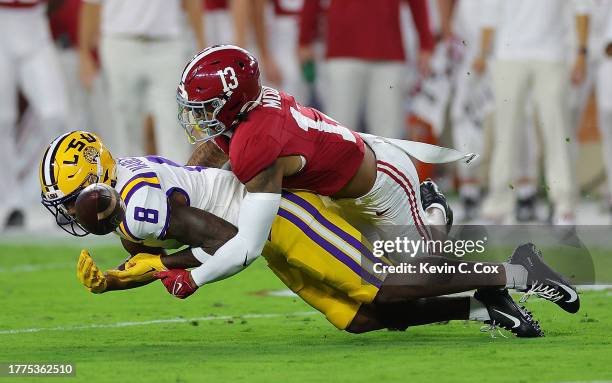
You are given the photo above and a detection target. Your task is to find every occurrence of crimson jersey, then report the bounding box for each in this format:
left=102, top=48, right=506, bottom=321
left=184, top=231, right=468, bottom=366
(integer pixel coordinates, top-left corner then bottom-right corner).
left=49, top=0, right=80, bottom=47
left=0, top=0, right=43, bottom=8
left=215, top=87, right=365, bottom=195
left=203, top=0, right=227, bottom=10
left=299, top=0, right=434, bottom=61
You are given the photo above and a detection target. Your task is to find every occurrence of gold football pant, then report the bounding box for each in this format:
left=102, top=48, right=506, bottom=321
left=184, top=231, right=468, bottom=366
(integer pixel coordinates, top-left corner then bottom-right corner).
left=263, top=191, right=390, bottom=330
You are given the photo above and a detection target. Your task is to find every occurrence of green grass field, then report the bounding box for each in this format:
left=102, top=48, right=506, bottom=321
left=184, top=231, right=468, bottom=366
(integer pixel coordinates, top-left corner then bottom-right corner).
left=1, top=242, right=611, bottom=383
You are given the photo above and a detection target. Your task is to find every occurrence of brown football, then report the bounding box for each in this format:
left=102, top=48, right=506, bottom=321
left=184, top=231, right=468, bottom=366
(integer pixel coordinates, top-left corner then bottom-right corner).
left=75, top=183, right=125, bottom=235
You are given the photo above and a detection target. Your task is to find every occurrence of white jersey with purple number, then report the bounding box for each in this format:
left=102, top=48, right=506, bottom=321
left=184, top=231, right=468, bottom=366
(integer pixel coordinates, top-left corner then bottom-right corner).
left=114, top=156, right=246, bottom=248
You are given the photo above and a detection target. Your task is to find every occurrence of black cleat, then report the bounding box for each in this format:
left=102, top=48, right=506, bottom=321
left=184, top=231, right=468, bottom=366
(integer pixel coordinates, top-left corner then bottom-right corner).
left=508, top=243, right=580, bottom=313
left=420, top=179, right=453, bottom=232
left=475, top=288, right=544, bottom=338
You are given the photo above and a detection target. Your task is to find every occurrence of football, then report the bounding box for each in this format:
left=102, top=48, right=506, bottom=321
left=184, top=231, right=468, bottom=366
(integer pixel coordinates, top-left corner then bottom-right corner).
left=75, top=183, right=125, bottom=235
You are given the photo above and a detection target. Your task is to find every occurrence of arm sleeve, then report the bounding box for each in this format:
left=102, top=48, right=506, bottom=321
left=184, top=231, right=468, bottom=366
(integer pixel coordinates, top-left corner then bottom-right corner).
left=408, top=0, right=435, bottom=52
left=190, top=192, right=281, bottom=286
left=120, top=186, right=170, bottom=241
left=191, top=247, right=212, bottom=264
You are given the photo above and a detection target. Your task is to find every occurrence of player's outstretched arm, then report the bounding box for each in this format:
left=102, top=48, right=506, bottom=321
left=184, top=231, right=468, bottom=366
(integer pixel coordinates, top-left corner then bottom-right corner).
left=120, top=238, right=165, bottom=259
left=157, top=160, right=292, bottom=298
left=101, top=250, right=217, bottom=294
left=102, top=198, right=239, bottom=292
left=187, top=162, right=284, bottom=284
left=76, top=249, right=161, bottom=293
left=165, top=202, right=238, bottom=253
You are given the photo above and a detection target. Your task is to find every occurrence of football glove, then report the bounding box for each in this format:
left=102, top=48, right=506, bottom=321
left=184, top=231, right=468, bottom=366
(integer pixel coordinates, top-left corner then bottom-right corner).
left=105, top=253, right=167, bottom=284
left=155, top=269, right=198, bottom=299
left=77, top=249, right=108, bottom=294
left=420, top=178, right=453, bottom=233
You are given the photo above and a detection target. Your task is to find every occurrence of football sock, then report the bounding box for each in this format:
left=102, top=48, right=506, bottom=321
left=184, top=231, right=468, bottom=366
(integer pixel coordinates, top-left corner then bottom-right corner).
left=502, top=263, right=528, bottom=289
left=468, top=297, right=491, bottom=321
left=382, top=257, right=507, bottom=299
left=376, top=297, right=471, bottom=329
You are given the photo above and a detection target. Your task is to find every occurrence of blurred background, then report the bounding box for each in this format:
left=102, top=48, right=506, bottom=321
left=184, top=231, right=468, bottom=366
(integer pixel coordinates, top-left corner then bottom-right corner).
left=1, top=0, right=611, bottom=235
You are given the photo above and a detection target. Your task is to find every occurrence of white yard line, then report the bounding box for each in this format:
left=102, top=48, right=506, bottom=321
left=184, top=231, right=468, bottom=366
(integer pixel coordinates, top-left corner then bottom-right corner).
left=0, top=263, right=74, bottom=273
left=576, top=285, right=612, bottom=291
left=0, top=233, right=118, bottom=246
left=0, top=311, right=318, bottom=335
left=554, top=381, right=612, bottom=383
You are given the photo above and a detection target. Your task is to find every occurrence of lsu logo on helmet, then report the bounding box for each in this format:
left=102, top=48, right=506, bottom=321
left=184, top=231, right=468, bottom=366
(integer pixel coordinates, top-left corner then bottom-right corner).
left=39, top=131, right=116, bottom=236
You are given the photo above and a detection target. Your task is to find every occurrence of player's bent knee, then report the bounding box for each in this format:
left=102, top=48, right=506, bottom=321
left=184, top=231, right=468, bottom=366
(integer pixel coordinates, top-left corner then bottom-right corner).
left=344, top=305, right=382, bottom=334
left=345, top=315, right=372, bottom=334
left=374, top=285, right=419, bottom=304
left=345, top=322, right=368, bottom=334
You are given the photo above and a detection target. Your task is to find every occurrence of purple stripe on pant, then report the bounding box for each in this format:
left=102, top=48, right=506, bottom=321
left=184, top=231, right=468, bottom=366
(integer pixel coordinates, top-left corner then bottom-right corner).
left=281, top=192, right=378, bottom=264
left=277, top=207, right=383, bottom=288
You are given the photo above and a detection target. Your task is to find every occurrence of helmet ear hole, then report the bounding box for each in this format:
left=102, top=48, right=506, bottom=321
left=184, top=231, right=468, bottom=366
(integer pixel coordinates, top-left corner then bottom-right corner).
left=238, top=61, right=245, bottom=69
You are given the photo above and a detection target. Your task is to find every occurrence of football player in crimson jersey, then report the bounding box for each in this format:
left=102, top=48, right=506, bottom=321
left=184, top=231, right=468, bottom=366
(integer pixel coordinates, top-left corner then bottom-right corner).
left=175, top=45, right=451, bottom=290
left=169, top=45, right=580, bottom=326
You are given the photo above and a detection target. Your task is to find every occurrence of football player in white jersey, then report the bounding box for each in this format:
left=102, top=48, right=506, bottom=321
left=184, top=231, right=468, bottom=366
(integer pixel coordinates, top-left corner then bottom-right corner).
left=39, top=131, right=583, bottom=337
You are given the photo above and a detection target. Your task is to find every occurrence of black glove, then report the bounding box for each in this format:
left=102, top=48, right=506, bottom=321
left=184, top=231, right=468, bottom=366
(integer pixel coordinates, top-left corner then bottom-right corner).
left=420, top=178, right=453, bottom=233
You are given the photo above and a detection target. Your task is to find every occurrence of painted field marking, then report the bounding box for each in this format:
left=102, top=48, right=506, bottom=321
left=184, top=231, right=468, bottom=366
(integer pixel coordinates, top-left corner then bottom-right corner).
left=0, top=262, right=74, bottom=273
left=0, top=311, right=319, bottom=335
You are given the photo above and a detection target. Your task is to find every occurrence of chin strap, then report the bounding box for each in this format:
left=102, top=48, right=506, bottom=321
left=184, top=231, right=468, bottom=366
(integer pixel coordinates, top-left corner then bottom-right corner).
left=232, top=89, right=263, bottom=127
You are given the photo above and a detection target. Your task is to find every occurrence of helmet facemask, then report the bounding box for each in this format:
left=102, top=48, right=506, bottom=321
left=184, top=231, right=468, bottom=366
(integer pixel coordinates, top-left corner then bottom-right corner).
left=40, top=173, right=98, bottom=237
left=177, top=95, right=227, bottom=144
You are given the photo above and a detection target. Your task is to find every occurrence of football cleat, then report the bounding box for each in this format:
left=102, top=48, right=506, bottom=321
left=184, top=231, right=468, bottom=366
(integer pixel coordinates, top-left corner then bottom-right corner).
left=475, top=288, right=544, bottom=338
left=420, top=179, right=453, bottom=232
left=508, top=243, right=579, bottom=314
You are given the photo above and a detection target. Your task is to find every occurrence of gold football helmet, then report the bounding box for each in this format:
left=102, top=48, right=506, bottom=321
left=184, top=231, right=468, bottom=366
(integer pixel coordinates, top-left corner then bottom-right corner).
left=39, top=131, right=117, bottom=236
